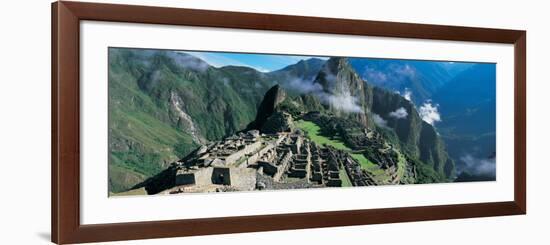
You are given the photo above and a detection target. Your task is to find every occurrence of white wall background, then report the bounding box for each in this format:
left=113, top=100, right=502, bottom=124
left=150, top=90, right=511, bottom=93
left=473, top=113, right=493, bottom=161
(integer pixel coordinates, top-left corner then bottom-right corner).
left=0, top=0, right=548, bottom=244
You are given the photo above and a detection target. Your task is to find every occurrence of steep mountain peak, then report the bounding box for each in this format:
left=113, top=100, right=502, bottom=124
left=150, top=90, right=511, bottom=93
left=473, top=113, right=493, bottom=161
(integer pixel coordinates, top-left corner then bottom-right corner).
left=323, top=57, right=352, bottom=73
left=311, top=57, right=368, bottom=124
left=320, top=57, right=360, bottom=85
left=248, top=85, right=287, bottom=130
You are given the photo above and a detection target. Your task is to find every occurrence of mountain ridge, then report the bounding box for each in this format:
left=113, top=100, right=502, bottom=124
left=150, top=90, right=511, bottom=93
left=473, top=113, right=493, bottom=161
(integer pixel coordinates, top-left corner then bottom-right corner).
left=109, top=50, right=458, bottom=193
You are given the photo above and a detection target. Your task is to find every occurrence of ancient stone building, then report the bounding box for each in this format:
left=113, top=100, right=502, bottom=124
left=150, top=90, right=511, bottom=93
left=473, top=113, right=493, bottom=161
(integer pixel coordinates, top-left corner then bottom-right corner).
left=150, top=127, right=382, bottom=195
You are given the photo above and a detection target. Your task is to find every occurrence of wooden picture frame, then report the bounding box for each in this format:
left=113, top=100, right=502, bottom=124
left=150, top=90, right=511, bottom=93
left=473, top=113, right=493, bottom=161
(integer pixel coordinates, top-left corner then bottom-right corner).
left=51, top=1, right=526, bottom=244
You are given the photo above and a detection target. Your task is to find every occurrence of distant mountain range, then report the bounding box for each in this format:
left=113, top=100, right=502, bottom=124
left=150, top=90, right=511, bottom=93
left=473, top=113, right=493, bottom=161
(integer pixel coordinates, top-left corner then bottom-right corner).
left=312, top=58, right=454, bottom=176
left=434, top=64, right=496, bottom=179
left=350, top=58, right=495, bottom=180
left=349, top=58, right=473, bottom=103
left=108, top=48, right=493, bottom=193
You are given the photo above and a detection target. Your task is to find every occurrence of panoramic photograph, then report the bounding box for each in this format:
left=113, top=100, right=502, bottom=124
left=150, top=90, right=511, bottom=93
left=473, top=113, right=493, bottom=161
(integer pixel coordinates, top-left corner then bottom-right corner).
left=108, top=47, right=496, bottom=196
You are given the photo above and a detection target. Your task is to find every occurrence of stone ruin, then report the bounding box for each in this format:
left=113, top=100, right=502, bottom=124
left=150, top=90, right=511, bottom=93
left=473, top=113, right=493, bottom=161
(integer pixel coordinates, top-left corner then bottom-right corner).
left=150, top=126, right=388, bottom=195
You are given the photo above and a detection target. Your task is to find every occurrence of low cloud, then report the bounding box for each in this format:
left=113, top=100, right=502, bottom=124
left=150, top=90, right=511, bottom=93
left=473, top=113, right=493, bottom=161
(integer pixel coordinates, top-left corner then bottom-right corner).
left=419, top=101, right=441, bottom=125
left=319, top=91, right=364, bottom=113
left=394, top=64, right=416, bottom=78
left=316, top=69, right=363, bottom=114
left=169, top=53, right=209, bottom=72
left=389, top=107, right=408, bottom=119
left=286, top=77, right=323, bottom=94
left=394, top=88, right=412, bottom=101
left=364, top=67, right=387, bottom=84
left=362, top=64, right=416, bottom=85
left=460, top=154, right=496, bottom=177
left=322, top=71, right=363, bottom=114
left=221, top=77, right=230, bottom=86
left=282, top=69, right=364, bottom=114
left=323, top=73, right=338, bottom=90
left=402, top=88, right=412, bottom=101
left=255, top=67, right=270, bottom=73
left=372, top=113, right=388, bottom=127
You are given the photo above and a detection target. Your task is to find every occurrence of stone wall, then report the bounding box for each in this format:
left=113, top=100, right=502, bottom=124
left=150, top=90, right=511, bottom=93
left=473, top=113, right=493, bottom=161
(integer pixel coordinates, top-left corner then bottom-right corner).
left=230, top=168, right=257, bottom=191
left=175, top=171, right=195, bottom=186
left=244, top=143, right=276, bottom=167
left=212, top=167, right=231, bottom=185
left=175, top=167, right=214, bottom=187
left=224, top=141, right=263, bottom=165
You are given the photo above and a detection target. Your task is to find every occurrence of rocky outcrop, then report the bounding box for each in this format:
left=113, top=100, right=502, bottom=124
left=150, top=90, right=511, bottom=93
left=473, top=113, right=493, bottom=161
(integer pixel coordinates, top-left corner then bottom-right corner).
left=260, top=111, right=294, bottom=134
left=248, top=84, right=287, bottom=130
left=311, top=58, right=369, bottom=125
left=309, top=57, right=454, bottom=178
left=370, top=86, right=454, bottom=178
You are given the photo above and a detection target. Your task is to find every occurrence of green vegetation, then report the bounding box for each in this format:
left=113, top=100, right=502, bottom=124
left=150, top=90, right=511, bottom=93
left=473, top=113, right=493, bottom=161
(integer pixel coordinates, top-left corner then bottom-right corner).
left=394, top=150, right=407, bottom=182
left=296, top=119, right=417, bottom=185
left=108, top=162, right=147, bottom=193
left=110, top=187, right=148, bottom=197
left=109, top=50, right=455, bottom=193
left=108, top=48, right=277, bottom=193
left=350, top=153, right=376, bottom=169
left=297, top=119, right=384, bottom=185
left=339, top=169, right=353, bottom=187
left=297, top=120, right=378, bottom=171
left=411, top=157, right=447, bottom=183
left=277, top=99, right=304, bottom=118
left=296, top=120, right=350, bottom=151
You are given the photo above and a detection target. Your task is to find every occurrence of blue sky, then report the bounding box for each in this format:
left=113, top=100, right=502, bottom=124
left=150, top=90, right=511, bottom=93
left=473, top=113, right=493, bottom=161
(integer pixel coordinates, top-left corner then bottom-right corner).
left=182, top=51, right=328, bottom=72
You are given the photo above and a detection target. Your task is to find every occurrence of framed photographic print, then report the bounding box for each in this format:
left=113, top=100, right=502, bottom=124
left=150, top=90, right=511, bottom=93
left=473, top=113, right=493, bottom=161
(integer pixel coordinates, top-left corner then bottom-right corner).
left=51, top=1, right=526, bottom=244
